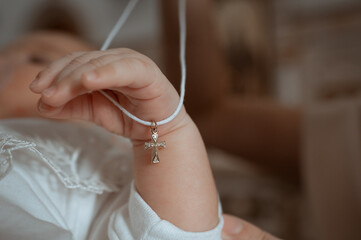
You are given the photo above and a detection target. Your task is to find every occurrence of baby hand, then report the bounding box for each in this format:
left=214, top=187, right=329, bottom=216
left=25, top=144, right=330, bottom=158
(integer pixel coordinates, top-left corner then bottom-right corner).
left=29, top=48, right=188, bottom=141
left=30, top=49, right=221, bottom=233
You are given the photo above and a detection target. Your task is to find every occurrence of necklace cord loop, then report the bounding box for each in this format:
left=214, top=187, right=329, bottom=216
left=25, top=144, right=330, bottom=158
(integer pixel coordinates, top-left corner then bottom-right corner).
left=150, top=120, right=158, bottom=134
left=100, top=0, right=187, bottom=127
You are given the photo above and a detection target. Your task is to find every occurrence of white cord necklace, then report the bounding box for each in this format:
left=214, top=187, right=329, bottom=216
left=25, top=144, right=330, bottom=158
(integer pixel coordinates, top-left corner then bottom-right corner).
left=99, top=0, right=187, bottom=127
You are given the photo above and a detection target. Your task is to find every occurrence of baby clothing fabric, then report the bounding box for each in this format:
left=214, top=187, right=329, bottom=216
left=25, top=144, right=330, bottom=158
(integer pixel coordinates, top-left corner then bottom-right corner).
left=0, top=118, right=223, bottom=240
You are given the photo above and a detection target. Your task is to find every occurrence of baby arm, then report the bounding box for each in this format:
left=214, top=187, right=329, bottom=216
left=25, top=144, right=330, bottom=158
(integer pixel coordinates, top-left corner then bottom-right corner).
left=29, top=49, right=219, bottom=232
left=132, top=114, right=219, bottom=231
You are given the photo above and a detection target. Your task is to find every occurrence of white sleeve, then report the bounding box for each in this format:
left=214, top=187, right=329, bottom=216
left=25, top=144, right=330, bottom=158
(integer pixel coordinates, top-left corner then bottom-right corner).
left=107, top=181, right=224, bottom=240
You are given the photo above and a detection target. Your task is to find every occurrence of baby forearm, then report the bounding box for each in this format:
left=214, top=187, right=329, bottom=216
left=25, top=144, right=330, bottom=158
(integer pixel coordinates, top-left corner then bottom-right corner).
left=132, top=114, right=219, bottom=232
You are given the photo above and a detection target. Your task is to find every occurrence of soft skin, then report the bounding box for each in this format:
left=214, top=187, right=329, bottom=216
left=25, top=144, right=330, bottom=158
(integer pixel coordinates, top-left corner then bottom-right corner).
left=29, top=48, right=219, bottom=231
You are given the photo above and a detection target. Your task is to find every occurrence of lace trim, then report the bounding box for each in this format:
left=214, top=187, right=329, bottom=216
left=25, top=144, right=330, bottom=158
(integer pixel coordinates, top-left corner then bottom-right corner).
left=0, top=126, right=130, bottom=194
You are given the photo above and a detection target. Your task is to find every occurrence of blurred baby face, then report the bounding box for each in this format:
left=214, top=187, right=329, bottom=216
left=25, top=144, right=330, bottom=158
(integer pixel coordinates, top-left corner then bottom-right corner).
left=0, top=31, right=92, bottom=118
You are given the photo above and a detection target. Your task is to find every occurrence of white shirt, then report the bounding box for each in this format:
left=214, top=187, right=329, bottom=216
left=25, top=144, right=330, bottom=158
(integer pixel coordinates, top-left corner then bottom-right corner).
left=0, top=118, right=223, bottom=240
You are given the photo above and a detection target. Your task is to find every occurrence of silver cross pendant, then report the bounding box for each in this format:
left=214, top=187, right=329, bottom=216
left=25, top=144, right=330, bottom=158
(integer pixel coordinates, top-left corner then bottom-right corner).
left=144, top=121, right=166, bottom=163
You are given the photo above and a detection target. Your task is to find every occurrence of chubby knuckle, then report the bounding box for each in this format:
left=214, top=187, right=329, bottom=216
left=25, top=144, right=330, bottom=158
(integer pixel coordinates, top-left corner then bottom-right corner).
left=150, top=79, right=164, bottom=97
left=146, top=61, right=161, bottom=82
left=68, top=52, right=90, bottom=66
left=69, top=57, right=84, bottom=67
left=123, top=57, right=147, bottom=71
left=132, top=56, right=157, bottom=74
left=88, top=57, right=105, bottom=68
left=120, top=48, right=137, bottom=55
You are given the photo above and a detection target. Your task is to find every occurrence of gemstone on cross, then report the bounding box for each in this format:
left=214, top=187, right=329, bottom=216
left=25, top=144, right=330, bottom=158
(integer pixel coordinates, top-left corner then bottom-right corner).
left=144, top=131, right=166, bottom=163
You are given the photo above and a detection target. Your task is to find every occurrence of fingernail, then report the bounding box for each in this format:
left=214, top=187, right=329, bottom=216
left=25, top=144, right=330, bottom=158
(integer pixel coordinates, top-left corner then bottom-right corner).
left=30, top=77, right=39, bottom=89
left=29, top=81, right=37, bottom=89
left=42, top=86, right=57, bottom=98
left=84, top=71, right=98, bottom=81
left=223, top=217, right=243, bottom=236
left=38, top=101, right=51, bottom=112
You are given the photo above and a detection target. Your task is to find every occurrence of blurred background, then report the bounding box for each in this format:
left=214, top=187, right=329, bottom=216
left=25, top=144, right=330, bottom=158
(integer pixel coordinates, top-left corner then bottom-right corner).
left=1, top=0, right=361, bottom=239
